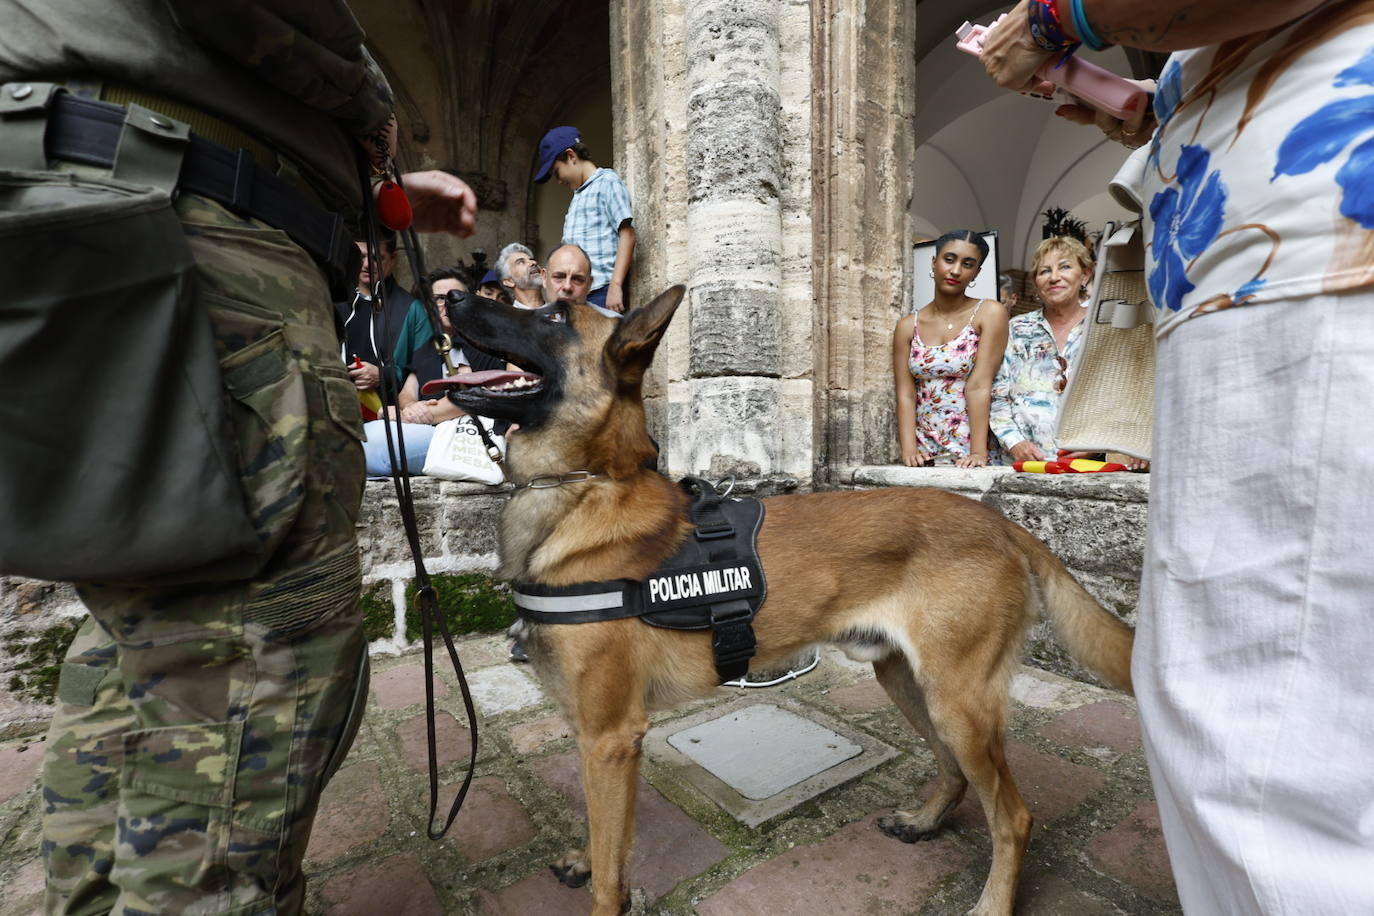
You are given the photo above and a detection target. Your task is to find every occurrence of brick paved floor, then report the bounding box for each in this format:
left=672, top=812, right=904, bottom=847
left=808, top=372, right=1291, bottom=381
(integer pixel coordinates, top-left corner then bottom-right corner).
left=0, top=638, right=1178, bottom=915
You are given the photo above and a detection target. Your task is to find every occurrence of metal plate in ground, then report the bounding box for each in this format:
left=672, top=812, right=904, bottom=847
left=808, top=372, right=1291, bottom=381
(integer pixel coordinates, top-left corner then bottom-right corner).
left=667, top=704, right=860, bottom=799
left=645, top=697, right=897, bottom=826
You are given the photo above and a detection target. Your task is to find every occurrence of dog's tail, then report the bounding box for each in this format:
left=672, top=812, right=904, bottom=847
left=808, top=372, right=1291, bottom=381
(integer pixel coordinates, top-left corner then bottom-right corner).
left=1013, top=525, right=1134, bottom=693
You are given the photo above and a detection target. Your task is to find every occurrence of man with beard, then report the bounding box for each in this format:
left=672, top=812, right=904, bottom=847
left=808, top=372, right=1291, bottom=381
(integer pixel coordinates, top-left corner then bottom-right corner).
left=496, top=242, right=545, bottom=309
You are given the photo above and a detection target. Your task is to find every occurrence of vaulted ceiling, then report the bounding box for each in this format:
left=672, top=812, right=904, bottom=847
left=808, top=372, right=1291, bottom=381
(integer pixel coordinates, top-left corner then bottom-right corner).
left=354, top=0, right=612, bottom=256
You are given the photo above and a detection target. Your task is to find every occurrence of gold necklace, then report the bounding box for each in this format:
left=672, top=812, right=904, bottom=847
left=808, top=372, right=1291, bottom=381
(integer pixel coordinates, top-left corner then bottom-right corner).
left=933, top=303, right=969, bottom=331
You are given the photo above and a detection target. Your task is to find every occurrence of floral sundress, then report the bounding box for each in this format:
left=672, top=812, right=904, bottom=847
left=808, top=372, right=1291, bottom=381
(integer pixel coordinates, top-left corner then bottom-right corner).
left=908, top=302, right=987, bottom=462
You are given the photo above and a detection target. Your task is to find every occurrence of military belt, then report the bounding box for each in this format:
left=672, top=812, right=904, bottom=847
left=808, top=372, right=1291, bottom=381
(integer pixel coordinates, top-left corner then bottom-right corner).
left=28, top=91, right=355, bottom=298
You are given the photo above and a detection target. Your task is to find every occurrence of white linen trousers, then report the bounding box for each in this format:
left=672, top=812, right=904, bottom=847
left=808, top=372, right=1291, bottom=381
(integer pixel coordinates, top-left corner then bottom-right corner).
left=1134, top=288, right=1374, bottom=914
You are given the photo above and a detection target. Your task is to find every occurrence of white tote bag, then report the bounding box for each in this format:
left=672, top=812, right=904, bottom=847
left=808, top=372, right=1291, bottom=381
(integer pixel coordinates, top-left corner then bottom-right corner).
left=421, top=415, right=506, bottom=484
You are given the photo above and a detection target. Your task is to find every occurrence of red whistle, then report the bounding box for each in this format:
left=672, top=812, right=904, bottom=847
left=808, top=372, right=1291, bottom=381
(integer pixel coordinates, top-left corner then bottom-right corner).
left=377, top=180, right=413, bottom=232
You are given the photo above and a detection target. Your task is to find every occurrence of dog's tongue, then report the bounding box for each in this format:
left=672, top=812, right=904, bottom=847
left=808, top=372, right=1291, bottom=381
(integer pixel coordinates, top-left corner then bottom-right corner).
left=447, top=370, right=538, bottom=386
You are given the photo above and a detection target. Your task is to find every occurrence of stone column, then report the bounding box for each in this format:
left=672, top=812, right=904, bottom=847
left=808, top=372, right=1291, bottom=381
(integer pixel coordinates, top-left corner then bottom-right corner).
left=811, top=0, right=916, bottom=476
left=610, top=0, right=690, bottom=459
left=612, top=0, right=911, bottom=487
left=675, top=0, right=790, bottom=480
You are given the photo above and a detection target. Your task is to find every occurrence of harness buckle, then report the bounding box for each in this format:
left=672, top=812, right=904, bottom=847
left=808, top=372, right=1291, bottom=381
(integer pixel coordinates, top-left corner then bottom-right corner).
left=695, top=524, right=735, bottom=540
left=710, top=600, right=757, bottom=682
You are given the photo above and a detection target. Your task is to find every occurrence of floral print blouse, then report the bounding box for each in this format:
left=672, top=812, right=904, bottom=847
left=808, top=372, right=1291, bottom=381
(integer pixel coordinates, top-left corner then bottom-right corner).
left=989, top=309, right=1086, bottom=458
left=908, top=303, right=989, bottom=461
left=1140, top=3, right=1374, bottom=338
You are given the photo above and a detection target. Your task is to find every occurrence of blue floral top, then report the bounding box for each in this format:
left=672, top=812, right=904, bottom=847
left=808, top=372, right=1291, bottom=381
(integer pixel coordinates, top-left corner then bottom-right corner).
left=1140, top=4, right=1374, bottom=338
left=989, top=309, right=1086, bottom=458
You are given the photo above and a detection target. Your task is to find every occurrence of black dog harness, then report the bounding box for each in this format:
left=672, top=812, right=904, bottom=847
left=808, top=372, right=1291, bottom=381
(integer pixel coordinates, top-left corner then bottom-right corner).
left=512, top=478, right=766, bottom=682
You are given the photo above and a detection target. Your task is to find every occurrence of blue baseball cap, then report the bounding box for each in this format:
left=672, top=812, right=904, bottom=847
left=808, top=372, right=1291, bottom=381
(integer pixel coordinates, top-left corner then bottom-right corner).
left=533, top=125, right=581, bottom=184
left=479, top=269, right=500, bottom=286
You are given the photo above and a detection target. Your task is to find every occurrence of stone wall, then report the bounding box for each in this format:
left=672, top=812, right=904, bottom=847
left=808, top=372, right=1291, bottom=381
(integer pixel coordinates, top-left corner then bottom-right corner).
left=1, top=470, right=1145, bottom=739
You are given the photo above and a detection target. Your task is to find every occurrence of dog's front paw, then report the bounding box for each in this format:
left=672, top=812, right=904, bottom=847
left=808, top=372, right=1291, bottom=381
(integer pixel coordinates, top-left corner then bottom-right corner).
left=877, top=812, right=942, bottom=844
left=550, top=848, right=592, bottom=888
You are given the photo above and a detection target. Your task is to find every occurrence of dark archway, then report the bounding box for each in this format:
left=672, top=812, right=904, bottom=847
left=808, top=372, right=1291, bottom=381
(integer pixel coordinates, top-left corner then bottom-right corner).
left=354, top=0, right=613, bottom=267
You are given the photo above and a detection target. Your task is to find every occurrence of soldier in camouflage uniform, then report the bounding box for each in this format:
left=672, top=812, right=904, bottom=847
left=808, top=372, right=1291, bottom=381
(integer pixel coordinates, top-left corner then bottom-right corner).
left=0, top=2, right=476, bottom=913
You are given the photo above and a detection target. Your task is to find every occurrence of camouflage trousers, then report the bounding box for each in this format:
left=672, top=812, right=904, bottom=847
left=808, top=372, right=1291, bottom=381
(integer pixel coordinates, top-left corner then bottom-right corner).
left=42, top=193, right=370, bottom=915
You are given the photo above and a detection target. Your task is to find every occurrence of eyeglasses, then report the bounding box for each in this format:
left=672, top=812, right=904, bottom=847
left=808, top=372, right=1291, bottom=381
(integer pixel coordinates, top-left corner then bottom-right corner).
left=1053, top=354, right=1068, bottom=394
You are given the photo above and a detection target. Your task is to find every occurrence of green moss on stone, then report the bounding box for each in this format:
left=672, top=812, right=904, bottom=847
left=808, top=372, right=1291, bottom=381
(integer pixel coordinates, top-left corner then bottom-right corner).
left=403, top=573, right=515, bottom=642
left=360, top=581, right=396, bottom=642
left=7, top=618, right=82, bottom=703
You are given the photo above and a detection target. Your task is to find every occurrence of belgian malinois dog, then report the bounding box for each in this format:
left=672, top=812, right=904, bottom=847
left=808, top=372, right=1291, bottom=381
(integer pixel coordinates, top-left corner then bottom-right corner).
left=437, top=286, right=1134, bottom=916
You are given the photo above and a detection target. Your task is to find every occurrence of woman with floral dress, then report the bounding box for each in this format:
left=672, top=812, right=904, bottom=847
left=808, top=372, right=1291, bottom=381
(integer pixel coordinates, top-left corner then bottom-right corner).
left=892, top=230, right=1009, bottom=467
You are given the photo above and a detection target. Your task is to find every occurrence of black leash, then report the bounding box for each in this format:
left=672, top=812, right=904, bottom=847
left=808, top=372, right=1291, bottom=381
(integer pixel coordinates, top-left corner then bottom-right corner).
left=358, top=152, right=480, bottom=840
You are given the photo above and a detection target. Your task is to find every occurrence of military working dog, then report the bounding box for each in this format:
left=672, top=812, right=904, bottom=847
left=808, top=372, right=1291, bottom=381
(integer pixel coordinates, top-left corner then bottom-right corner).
left=433, top=286, right=1134, bottom=916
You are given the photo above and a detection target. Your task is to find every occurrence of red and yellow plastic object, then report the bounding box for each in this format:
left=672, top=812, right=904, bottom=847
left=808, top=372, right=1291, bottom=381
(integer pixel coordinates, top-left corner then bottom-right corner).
left=353, top=356, right=383, bottom=421
left=1058, top=458, right=1127, bottom=473
left=1012, top=458, right=1127, bottom=473
left=1012, top=460, right=1065, bottom=474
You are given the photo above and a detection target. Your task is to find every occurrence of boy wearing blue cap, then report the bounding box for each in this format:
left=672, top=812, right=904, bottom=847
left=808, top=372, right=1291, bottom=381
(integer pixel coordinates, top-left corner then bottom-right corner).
left=534, top=126, right=635, bottom=313
left=477, top=268, right=511, bottom=304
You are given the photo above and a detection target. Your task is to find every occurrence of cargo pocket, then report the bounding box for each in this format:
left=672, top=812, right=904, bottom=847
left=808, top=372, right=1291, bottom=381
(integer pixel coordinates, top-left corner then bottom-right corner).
left=318, top=367, right=367, bottom=528
left=221, top=330, right=309, bottom=558
left=113, top=721, right=242, bottom=889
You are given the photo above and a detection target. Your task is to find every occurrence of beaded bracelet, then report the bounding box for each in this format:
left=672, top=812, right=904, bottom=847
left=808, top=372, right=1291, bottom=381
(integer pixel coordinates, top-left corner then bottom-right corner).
left=1068, top=0, right=1114, bottom=52
left=1027, top=0, right=1076, bottom=53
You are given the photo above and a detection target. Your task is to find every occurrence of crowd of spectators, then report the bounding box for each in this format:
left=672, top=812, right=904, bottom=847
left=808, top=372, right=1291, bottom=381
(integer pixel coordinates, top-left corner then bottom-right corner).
left=340, top=123, right=638, bottom=479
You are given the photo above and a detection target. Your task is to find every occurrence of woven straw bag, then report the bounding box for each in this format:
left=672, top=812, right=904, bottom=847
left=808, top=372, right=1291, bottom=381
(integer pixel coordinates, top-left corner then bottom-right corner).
left=1056, top=218, right=1155, bottom=459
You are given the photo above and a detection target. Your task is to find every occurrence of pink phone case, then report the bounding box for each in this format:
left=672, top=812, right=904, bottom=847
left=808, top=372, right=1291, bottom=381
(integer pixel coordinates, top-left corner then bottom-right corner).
left=956, top=18, right=1148, bottom=121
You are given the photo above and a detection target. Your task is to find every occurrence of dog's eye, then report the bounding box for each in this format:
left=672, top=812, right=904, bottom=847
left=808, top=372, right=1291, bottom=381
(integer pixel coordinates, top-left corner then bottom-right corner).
left=548, top=309, right=567, bottom=324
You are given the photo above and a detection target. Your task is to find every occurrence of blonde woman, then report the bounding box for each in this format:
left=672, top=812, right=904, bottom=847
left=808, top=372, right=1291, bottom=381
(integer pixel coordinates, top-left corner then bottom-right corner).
left=989, top=236, right=1093, bottom=463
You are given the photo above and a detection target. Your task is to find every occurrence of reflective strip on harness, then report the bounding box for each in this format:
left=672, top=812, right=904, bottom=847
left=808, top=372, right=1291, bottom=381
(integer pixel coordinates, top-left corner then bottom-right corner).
left=514, top=589, right=625, bottom=614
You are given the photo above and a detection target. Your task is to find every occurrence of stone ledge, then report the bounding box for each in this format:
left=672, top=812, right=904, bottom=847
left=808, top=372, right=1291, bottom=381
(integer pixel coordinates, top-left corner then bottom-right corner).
left=842, top=464, right=1149, bottom=502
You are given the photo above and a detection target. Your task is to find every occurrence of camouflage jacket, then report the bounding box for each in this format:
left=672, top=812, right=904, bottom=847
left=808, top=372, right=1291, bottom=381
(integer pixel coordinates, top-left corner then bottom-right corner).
left=0, top=0, right=394, bottom=205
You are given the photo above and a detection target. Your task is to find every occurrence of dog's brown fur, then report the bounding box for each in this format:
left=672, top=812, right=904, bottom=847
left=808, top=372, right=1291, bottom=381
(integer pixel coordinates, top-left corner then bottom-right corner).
left=448, top=286, right=1135, bottom=915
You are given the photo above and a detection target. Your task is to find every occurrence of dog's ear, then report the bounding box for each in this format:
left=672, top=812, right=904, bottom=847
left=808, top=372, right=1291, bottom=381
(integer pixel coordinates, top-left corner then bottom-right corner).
left=606, top=285, right=685, bottom=380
